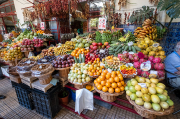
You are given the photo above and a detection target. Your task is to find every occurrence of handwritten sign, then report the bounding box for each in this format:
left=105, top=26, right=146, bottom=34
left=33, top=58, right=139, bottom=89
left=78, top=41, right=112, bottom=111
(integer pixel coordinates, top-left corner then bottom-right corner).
left=98, top=18, right=106, bottom=29
left=41, top=22, right=45, bottom=30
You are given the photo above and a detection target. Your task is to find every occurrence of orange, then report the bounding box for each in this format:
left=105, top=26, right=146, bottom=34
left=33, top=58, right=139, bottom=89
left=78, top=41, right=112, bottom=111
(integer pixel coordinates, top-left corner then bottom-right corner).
left=111, top=71, right=116, bottom=76
left=88, top=72, right=93, bottom=76
left=116, top=71, right=120, bottom=75
left=95, top=82, right=100, bottom=87
left=97, top=78, right=101, bottom=83
left=121, top=81, right=125, bottom=86
left=97, top=72, right=100, bottom=76
left=97, top=85, right=102, bottom=90
left=109, top=78, right=114, bottom=83
left=114, top=77, right=120, bottom=82
left=108, top=88, right=114, bottom=93
left=118, top=74, right=123, bottom=81
left=106, top=82, right=111, bottom=88
left=120, top=87, right=125, bottom=91
left=100, top=65, right=105, bottom=69
left=115, top=88, right=121, bottom=93
left=103, top=70, right=108, bottom=74
left=94, top=73, right=97, bottom=76
left=106, top=79, right=110, bottom=83
left=94, top=80, right=97, bottom=84
left=111, top=74, right=116, bottom=78
left=106, top=73, right=111, bottom=79
left=100, top=75, right=106, bottom=81
left=101, top=72, right=106, bottom=77
left=102, top=86, right=108, bottom=92
left=92, top=69, right=95, bottom=73
left=111, top=83, right=117, bottom=88
left=101, top=81, right=106, bottom=86
left=117, top=82, right=122, bottom=87
left=99, top=70, right=102, bottom=73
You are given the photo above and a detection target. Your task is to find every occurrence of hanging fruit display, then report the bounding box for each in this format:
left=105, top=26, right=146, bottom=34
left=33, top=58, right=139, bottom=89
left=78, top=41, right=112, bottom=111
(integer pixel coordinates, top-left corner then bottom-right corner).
left=134, top=19, right=157, bottom=40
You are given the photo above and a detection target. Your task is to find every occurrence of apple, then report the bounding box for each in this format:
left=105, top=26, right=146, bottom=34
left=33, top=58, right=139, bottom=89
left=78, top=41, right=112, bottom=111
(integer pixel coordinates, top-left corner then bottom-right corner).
left=104, top=42, right=109, bottom=46
left=106, top=45, right=110, bottom=49
left=92, top=42, right=98, bottom=46
left=90, top=45, right=94, bottom=49
left=98, top=42, right=102, bottom=46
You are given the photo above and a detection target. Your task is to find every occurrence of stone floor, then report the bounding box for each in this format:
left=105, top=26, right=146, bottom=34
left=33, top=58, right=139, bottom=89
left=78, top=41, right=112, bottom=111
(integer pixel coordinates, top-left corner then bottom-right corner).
left=1, top=78, right=180, bottom=119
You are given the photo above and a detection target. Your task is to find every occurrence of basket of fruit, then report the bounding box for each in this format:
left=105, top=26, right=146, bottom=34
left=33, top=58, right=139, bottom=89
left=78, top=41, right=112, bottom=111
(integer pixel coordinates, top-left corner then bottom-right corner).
left=68, top=63, right=93, bottom=89
left=17, top=58, right=37, bottom=76
left=120, top=64, right=137, bottom=78
left=52, top=54, right=74, bottom=78
left=88, top=58, right=105, bottom=78
left=86, top=83, right=96, bottom=93
left=93, top=70, right=126, bottom=102
left=125, top=76, right=174, bottom=118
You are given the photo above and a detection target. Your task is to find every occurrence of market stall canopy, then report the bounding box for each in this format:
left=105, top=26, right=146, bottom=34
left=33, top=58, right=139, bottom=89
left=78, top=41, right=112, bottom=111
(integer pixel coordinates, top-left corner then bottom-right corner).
left=0, top=0, right=8, bottom=5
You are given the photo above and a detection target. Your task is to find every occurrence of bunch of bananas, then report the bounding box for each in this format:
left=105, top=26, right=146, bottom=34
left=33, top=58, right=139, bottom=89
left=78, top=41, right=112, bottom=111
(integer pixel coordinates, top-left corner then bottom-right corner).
left=54, top=43, right=74, bottom=56
left=65, top=41, right=75, bottom=47
left=134, top=19, right=157, bottom=40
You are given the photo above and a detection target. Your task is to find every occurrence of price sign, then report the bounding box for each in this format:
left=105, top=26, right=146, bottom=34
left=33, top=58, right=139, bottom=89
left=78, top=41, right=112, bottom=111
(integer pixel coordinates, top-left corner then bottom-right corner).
left=98, top=18, right=106, bottom=29
left=41, top=22, right=45, bottom=30
left=138, top=83, right=147, bottom=88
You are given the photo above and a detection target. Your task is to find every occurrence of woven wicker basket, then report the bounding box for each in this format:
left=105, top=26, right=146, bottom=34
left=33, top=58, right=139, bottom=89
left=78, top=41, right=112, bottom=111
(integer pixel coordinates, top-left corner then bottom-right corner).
left=68, top=78, right=93, bottom=89
left=94, top=84, right=124, bottom=102
left=32, top=69, right=54, bottom=85
left=55, top=67, right=71, bottom=78
left=31, top=64, right=53, bottom=75
left=126, top=95, right=174, bottom=119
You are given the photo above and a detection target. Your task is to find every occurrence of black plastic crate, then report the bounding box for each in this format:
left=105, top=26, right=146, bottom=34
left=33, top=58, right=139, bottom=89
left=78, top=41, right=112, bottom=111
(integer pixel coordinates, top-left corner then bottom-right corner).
left=11, top=81, right=34, bottom=110
left=31, top=83, right=61, bottom=119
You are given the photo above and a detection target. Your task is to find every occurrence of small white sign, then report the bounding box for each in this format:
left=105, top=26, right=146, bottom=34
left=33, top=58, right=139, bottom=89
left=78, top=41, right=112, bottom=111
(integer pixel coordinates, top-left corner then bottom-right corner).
left=150, top=70, right=158, bottom=75
left=107, top=68, right=112, bottom=73
left=99, top=49, right=105, bottom=53
left=98, top=18, right=106, bottom=29
left=41, top=22, right=45, bottom=30
left=138, top=83, right=147, bottom=88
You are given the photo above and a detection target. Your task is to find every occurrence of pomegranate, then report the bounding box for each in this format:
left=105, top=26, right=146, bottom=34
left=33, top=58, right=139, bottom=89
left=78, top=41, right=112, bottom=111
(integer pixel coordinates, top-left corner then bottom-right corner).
left=129, top=54, right=134, bottom=61
left=134, top=56, right=139, bottom=62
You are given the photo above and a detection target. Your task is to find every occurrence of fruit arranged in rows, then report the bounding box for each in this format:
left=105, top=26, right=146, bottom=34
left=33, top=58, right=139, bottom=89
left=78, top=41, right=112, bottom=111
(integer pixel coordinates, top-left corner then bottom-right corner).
left=71, top=48, right=89, bottom=58
left=52, top=54, right=74, bottom=68
left=68, top=63, right=91, bottom=83
left=134, top=19, right=157, bottom=40
left=120, top=65, right=136, bottom=75
left=20, top=39, right=34, bottom=51
left=125, top=76, right=174, bottom=111
left=94, top=70, right=126, bottom=93
left=33, top=39, right=44, bottom=47
left=88, top=58, right=105, bottom=77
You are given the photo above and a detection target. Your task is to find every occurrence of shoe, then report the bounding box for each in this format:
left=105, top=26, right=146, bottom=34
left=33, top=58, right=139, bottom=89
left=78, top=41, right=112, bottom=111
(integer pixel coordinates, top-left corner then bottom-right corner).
left=0, top=95, right=6, bottom=99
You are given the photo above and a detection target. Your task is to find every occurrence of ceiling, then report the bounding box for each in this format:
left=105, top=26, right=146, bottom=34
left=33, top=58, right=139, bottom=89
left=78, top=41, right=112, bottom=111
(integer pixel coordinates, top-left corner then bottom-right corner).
left=0, top=0, right=8, bottom=5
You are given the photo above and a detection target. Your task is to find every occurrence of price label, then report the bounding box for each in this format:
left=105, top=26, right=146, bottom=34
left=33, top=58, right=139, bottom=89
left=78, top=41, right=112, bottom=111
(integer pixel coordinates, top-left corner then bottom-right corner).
left=39, top=65, right=42, bottom=69
left=138, top=83, right=147, bottom=88
left=100, top=62, right=105, bottom=66
left=150, top=70, right=158, bottom=75
left=26, top=60, right=31, bottom=64
left=100, top=49, right=105, bottom=53
left=107, top=68, right=112, bottom=73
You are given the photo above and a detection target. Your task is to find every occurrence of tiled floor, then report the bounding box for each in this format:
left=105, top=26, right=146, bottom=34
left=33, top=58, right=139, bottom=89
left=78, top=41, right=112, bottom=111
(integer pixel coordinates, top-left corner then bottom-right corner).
left=1, top=78, right=180, bottom=119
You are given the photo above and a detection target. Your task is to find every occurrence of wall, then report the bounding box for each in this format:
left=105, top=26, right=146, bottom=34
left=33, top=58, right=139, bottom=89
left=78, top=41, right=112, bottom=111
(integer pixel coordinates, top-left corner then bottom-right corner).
left=13, top=0, right=34, bottom=28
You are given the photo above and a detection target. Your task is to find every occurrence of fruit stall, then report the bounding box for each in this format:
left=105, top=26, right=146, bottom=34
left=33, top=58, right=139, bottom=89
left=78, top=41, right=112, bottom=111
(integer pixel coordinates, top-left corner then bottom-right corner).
left=0, top=0, right=178, bottom=119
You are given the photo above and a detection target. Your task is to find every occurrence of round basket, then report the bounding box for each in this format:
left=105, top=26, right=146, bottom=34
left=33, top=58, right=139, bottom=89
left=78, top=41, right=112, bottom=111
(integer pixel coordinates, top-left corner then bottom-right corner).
left=32, top=69, right=54, bottom=85
left=126, top=95, right=174, bottom=118
left=55, top=67, right=71, bottom=78
left=94, top=84, right=124, bottom=102
left=68, top=78, right=93, bottom=89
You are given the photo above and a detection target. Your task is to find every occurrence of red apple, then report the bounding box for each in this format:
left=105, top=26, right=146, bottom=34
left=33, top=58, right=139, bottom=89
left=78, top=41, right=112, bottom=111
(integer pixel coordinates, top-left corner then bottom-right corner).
left=106, top=45, right=110, bottom=49
left=92, top=42, right=98, bottom=46
left=98, top=42, right=102, bottom=46
left=93, top=46, right=98, bottom=50
left=90, top=45, right=94, bottom=49
left=104, top=42, right=109, bottom=46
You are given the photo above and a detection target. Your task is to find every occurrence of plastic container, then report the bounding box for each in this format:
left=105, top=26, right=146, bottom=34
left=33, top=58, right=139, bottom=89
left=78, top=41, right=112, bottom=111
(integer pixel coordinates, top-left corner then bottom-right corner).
left=11, top=81, right=34, bottom=110
left=70, top=89, right=76, bottom=102
left=31, top=83, right=61, bottom=118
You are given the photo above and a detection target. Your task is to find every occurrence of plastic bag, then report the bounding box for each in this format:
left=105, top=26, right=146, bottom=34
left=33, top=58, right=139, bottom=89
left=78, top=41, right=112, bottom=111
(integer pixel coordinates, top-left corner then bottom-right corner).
left=75, top=88, right=94, bottom=114
left=28, top=52, right=34, bottom=58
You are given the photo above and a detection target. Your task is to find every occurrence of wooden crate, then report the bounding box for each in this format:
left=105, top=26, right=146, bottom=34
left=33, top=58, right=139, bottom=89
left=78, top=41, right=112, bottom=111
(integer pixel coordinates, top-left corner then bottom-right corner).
left=19, top=75, right=37, bottom=82
left=31, top=80, right=53, bottom=93
left=9, top=74, right=21, bottom=83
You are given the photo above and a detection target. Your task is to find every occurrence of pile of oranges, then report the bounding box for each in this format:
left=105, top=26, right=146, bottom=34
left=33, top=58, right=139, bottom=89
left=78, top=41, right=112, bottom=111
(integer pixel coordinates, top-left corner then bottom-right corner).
left=88, top=58, right=105, bottom=76
left=94, top=70, right=126, bottom=93
left=71, top=48, right=89, bottom=58
left=36, top=30, right=44, bottom=34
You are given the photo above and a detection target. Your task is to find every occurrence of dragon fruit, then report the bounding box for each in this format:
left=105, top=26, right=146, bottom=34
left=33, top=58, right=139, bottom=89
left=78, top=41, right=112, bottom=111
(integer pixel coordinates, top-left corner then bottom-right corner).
left=154, top=63, right=165, bottom=70
left=153, top=57, right=161, bottom=63
left=151, top=62, right=154, bottom=69
left=118, top=54, right=123, bottom=59
left=148, top=56, right=154, bottom=62
left=122, top=53, right=128, bottom=58
left=144, top=55, right=148, bottom=59
left=129, top=54, right=134, bottom=61
left=137, top=69, right=142, bottom=75
left=141, top=71, right=150, bottom=78
left=133, top=62, right=140, bottom=69
left=134, top=53, right=138, bottom=57
left=134, top=56, right=139, bottom=62
left=157, top=70, right=165, bottom=78
left=140, top=59, right=146, bottom=64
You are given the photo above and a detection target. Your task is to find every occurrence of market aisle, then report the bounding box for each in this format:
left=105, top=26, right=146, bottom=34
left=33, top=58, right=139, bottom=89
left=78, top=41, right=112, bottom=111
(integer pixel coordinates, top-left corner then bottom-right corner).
left=1, top=78, right=180, bottom=119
